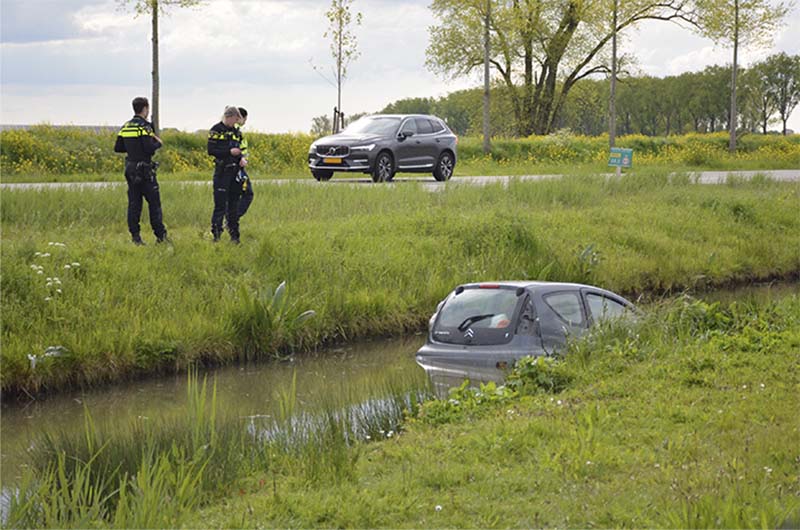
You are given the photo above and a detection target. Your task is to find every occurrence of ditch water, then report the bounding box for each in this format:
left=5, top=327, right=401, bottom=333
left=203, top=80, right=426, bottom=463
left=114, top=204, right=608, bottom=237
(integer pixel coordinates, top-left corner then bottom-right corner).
left=1, top=281, right=797, bottom=488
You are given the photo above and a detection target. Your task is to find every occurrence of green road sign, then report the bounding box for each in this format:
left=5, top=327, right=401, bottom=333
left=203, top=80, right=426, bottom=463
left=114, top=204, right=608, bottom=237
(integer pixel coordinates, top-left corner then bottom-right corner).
left=609, top=147, right=633, bottom=168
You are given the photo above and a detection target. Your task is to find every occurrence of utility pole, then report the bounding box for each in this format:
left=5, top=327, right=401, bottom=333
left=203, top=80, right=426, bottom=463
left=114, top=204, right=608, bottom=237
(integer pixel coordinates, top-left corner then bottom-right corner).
left=482, top=0, right=491, bottom=154
left=151, top=0, right=160, bottom=133
left=609, top=0, right=617, bottom=148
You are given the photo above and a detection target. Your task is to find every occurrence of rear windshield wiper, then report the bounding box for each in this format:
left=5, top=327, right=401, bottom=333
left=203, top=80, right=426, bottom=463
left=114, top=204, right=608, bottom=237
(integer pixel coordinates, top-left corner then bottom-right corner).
left=457, top=313, right=495, bottom=331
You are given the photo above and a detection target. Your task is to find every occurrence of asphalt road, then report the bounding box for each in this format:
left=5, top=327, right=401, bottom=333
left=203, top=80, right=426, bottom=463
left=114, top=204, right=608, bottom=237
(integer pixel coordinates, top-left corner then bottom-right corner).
left=2, top=169, right=799, bottom=191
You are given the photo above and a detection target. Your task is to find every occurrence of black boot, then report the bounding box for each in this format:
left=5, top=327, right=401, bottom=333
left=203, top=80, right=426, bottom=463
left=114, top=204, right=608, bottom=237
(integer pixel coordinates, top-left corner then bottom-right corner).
left=156, top=233, right=171, bottom=244
left=132, top=234, right=145, bottom=246
left=211, top=229, right=222, bottom=242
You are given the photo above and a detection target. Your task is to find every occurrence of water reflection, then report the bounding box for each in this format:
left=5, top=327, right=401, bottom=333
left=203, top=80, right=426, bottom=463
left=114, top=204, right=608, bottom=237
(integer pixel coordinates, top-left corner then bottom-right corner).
left=0, top=335, right=426, bottom=486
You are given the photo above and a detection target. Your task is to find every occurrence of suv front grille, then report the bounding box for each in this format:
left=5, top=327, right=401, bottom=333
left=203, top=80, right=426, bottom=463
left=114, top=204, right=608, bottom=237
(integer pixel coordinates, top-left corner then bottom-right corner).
left=316, top=145, right=350, bottom=157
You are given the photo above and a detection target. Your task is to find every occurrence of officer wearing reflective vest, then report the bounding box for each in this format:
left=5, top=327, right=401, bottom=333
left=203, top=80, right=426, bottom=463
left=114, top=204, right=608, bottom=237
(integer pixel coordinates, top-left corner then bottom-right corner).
left=207, top=106, right=246, bottom=243
left=113, top=96, right=167, bottom=245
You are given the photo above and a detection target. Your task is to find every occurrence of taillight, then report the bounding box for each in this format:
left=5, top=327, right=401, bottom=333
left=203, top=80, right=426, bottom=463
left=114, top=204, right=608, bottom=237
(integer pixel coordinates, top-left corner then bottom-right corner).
left=479, top=283, right=500, bottom=289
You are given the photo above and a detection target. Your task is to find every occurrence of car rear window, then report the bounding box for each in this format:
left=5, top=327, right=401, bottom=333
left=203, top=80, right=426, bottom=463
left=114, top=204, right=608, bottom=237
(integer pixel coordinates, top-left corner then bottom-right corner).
left=429, top=119, right=444, bottom=133
left=432, top=287, right=521, bottom=345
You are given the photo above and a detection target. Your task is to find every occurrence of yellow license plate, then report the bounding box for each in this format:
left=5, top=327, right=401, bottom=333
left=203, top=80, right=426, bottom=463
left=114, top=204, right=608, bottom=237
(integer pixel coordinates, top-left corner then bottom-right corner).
left=323, top=157, right=341, bottom=164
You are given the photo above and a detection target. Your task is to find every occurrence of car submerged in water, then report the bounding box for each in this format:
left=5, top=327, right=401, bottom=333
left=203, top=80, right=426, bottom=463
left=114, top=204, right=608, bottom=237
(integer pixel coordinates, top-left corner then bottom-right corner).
left=307, top=114, right=458, bottom=183
left=415, top=281, right=637, bottom=387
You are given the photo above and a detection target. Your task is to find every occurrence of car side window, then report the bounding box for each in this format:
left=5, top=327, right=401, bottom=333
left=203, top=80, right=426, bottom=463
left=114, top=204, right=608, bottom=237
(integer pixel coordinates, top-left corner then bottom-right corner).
left=400, top=119, right=417, bottom=135
left=586, top=294, right=627, bottom=322
left=429, top=119, right=444, bottom=133
left=543, top=292, right=584, bottom=327
left=415, top=118, right=433, bottom=134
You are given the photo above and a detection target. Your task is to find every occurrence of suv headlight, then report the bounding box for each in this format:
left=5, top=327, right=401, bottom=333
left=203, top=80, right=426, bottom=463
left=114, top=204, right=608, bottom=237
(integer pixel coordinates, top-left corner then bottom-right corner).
left=309, top=143, right=317, bottom=154
left=351, top=144, right=376, bottom=152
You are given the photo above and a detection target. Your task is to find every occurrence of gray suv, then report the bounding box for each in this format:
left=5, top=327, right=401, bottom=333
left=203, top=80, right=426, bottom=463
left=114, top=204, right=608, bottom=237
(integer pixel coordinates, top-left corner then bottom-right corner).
left=308, top=114, right=457, bottom=182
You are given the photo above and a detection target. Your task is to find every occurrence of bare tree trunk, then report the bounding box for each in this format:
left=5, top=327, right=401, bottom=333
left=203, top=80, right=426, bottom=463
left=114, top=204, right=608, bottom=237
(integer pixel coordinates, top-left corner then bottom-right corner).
left=151, top=0, right=159, bottom=133
left=336, top=16, right=343, bottom=133
left=729, top=0, right=739, bottom=153
left=609, top=0, right=617, bottom=148
left=482, top=0, right=491, bottom=154
left=783, top=118, right=788, bottom=135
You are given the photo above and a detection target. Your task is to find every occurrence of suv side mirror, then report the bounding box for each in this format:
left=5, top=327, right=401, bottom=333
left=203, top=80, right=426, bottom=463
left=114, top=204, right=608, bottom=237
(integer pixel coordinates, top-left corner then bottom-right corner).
left=399, top=130, right=414, bottom=139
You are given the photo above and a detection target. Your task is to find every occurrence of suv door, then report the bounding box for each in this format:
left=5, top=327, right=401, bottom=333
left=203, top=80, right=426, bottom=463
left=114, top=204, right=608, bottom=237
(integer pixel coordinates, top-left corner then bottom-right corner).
left=395, top=118, right=419, bottom=168
left=412, top=118, right=439, bottom=167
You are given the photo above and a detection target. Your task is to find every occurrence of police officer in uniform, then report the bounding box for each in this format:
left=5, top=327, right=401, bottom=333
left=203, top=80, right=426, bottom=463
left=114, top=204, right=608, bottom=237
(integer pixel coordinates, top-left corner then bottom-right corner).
left=207, top=106, right=246, bottom=243
left=235, top=107, right=254, bottom=218
left=114, top=96, right=167, bottom=245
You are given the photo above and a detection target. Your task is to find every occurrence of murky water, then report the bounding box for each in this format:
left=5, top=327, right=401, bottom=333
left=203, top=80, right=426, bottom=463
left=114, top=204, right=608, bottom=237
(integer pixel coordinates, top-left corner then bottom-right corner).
left=0, top=335, right=426, bottom=486
left=1, top=282, right=797, bottom=488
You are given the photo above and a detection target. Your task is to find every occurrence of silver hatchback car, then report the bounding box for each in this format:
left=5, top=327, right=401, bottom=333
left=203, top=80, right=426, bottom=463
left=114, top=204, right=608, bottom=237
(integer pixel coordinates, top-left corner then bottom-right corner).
left=416, top=281, right=636, bottom=387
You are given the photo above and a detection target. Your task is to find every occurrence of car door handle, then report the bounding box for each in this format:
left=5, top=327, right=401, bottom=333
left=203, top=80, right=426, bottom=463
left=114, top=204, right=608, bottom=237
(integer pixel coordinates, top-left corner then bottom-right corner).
left=415, top=140, right=422, bottom=144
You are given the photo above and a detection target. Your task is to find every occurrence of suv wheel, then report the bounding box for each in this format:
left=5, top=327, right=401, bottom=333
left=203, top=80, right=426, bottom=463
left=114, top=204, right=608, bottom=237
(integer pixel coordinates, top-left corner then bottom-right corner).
left=371, top=152, right=395, bottom=183
left=312, top=169, right=333, bottom=181
left=433, top=152, right=454, bottom=181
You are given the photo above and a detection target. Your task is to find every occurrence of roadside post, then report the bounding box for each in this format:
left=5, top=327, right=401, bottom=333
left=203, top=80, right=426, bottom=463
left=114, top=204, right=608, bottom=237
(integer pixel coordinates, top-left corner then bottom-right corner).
left=609, top=147, right=633, bottom=176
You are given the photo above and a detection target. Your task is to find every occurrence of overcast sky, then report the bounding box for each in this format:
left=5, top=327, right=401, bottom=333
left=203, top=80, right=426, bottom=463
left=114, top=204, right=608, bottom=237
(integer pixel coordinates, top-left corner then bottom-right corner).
left=1, top=0, right=799, bottom=133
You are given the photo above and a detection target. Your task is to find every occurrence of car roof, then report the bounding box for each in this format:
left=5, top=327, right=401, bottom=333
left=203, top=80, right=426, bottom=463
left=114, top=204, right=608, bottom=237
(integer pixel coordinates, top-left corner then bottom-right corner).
left=365, top=114, right=443, bottom=120
left=456, top=281, right=632, bottom=301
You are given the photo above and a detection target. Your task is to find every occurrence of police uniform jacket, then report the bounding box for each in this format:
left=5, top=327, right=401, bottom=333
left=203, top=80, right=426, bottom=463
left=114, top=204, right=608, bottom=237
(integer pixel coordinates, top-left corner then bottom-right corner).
left=207, top=122, right=243, bottom=163
left=114, top=115, right=161, bottom=162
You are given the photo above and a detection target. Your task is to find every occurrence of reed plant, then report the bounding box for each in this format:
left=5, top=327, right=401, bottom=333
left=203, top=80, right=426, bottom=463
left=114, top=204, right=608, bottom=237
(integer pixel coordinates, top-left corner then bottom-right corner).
left=3, top=369, right=429, bottom=529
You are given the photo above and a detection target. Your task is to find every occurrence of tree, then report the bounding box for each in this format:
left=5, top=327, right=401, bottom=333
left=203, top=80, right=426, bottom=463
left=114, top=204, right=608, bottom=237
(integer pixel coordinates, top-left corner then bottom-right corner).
left=763, top=52, right=800, bottom=135
left=740, top=62, right=775, bottom=133
left=321, top=0, right=362, bottom=133
left=694, top=0, right=790, bottom=150
left=119, top=0, right=202, bottom=133
left=427, top=0, right=696, bottom=136
left=310, top=115, right=333, bottom=137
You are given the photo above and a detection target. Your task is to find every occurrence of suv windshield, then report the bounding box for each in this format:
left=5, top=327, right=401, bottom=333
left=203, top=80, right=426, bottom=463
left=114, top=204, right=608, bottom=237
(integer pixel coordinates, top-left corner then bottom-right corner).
left=343, top=116, right=401, bottom=136
left=432, top=287, right=521, bottom=345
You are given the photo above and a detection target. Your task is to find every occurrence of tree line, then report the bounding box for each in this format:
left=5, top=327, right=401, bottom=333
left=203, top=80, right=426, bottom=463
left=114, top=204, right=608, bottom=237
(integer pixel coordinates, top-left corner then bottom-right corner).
left=315, top=52, right=798, bottom=139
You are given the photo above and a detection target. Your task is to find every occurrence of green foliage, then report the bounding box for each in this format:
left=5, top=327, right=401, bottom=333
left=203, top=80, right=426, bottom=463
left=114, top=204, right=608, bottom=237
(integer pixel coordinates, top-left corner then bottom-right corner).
left=0, top=126, right=313, bottom=178
left=228, top=281, right=316, bottom=361
left=505, top=356, right=573, bottom=395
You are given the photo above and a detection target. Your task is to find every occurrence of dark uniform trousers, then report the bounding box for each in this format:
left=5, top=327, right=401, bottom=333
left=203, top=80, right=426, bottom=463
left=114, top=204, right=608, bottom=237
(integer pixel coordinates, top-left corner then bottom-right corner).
left=125, top=161, right=166, bottom=239
left=211, top=161, right=243, bottom=239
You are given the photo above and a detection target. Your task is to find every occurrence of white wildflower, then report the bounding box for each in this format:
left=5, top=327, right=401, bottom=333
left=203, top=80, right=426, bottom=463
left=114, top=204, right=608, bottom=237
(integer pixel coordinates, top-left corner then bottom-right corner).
left=44, top=297, right=51, bottom=302
left=46, top=282, right=53, bottom=288
left=56, top=289, right=62, bottom=294
left=30, top=264, right=38, bottom=270
left=557, top=400, right=562, bottom=405
left=41, top=253, right=50, bottom=257
left=71, top=262, right=80, bottom=267
left=46, top=277, right=52, bottom=282
left=760, top=383, right=765, bottom=389
left=37, top=270, right=44, bottom=275
left=63, top=264, right=71, bottom=270
left=435, top=505, right=442, bottom=512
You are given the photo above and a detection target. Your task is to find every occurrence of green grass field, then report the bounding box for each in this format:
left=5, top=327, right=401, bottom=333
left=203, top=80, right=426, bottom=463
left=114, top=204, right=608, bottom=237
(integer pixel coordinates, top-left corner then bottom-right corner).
left=6, top=293, right=799, bottom=528
left=2, top=174, right=799, bottom=396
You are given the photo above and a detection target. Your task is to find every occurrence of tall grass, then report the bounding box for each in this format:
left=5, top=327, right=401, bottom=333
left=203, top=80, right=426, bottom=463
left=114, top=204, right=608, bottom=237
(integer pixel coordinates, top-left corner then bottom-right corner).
left=189, top=293, right=800, bottom=528
left=2, top=175, right=799, bottom=395
left=4, top=369, right=428, bottom=528
left=2, top=127, right=798, bottom=182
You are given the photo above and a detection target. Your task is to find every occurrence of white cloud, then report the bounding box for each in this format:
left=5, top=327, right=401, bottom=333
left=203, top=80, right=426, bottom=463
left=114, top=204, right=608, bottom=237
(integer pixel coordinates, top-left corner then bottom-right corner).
left=1, top=0, right=799, bottom=133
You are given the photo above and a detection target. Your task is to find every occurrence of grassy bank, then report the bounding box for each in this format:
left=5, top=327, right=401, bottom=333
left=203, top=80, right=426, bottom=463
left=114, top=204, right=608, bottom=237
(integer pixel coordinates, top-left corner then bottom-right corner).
left=6, top=293, right=799, bottom=528
left=1, top=173, right=799, bottom=396
left=1, top=126, right=798, bottom=183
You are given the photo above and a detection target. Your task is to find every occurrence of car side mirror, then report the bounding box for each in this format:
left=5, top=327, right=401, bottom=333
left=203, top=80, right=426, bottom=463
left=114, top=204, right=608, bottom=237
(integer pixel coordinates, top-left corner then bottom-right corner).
left=399, top=130, right=414, bottom=139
